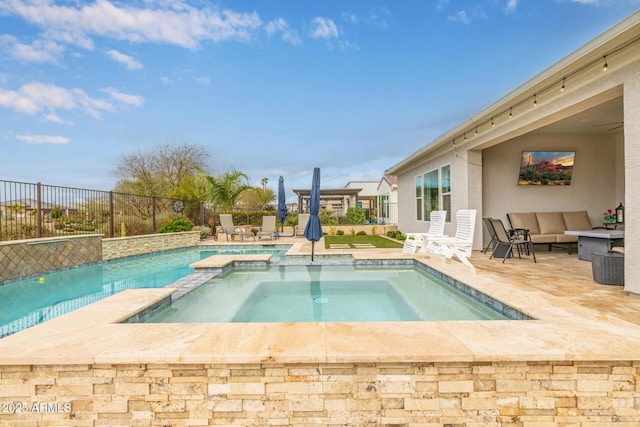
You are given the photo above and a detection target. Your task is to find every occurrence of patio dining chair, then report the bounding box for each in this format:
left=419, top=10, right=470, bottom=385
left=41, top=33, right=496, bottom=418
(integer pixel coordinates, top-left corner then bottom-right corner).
left=489, top=218, right=536, bottom=263
left=482, top=217, right=498, bottom=254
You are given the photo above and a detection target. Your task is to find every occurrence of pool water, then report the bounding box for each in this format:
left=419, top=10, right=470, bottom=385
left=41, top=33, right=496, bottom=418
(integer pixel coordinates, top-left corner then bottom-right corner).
left=0, top=245, right=290, bottom=337
left=145, top=265, right=509, bottom=322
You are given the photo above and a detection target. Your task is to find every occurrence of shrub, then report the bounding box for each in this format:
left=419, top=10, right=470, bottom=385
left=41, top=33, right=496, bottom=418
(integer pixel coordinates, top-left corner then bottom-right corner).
left=336, top=229, right=345, bottom=236
left=349, top=227, right=356, bottom=236
left=50, top=206, right=63, bottom=219
left=371, top=224, right=378, bottom=235
left=386, top=230, right=397, bottom=238
left=157, top=216, right=194, bottom=233
left=356, top=230, right=367, bottom=236
left=345, top=206, right=367, bottom=224
left=192, top=226, right=212, bottom=240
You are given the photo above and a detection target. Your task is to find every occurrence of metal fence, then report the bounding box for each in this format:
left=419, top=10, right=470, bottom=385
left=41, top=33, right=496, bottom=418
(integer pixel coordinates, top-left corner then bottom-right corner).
left=0, top=180, right=208, bottom=241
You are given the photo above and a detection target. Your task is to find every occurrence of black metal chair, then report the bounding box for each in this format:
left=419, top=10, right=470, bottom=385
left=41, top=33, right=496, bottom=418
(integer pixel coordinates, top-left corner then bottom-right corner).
left=489, top=218, right=536, bottom=263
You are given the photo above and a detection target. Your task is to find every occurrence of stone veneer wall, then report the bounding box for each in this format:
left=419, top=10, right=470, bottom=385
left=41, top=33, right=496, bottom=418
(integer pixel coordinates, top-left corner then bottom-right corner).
left=102, top=231, right=200, bottom=260
left=0, top=361, right=637, bottom=425
left=0, top=235, right=102, bottom=283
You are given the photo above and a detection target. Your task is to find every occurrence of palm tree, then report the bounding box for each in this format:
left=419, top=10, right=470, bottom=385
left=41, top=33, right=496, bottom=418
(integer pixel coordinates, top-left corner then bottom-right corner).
left=260, top=177, right=269, bottom=191
left=205, top=169, right=252, bottom=212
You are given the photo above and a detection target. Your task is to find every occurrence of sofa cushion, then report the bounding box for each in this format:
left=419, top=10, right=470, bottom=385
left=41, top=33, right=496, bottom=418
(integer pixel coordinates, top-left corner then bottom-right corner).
left=508, top=212, right=540, bottom=235
left=536, top=212, right=566, bottom=234
left=529, top=234, right=557, bottom=244
left=562, top=210, right=592, bottom=231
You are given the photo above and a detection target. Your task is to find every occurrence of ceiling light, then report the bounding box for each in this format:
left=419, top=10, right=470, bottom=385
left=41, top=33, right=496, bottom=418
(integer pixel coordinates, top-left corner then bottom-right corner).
left=560, top=78, right=565, bottom=93
left=603, top=56, right=608, bottom=72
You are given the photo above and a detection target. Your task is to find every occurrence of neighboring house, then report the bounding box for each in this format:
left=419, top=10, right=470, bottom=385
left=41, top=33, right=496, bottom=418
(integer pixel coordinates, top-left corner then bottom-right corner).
left=377, top=175, right=398, bottom=225
left=387, top=11, right=639, bottom=294
left=344, top=181, right=379, bottom=219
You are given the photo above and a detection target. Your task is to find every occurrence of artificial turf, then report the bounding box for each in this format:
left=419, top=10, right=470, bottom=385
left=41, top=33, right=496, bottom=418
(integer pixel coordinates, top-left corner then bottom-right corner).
left=323, top=235, right=403, bottom=249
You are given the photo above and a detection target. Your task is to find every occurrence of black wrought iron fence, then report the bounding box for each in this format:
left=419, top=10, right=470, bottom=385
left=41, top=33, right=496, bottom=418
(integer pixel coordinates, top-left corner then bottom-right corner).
left=0, top=180, right=208, bottom=241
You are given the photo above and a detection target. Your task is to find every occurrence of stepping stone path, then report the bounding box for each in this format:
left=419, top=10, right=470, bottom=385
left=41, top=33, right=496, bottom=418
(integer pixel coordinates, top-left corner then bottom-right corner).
left=353, top=244, right=375, bottom=249
left=329, top=244, right=351, bottom=249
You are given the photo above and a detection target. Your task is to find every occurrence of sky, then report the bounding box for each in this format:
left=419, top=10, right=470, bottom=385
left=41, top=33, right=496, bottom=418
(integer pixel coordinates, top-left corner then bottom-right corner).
left=1, top=0, right=639, bottom=201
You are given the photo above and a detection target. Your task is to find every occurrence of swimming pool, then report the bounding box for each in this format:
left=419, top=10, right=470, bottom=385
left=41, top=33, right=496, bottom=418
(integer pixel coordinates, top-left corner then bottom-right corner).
left=0, top=245, right=290, bottom=337
left=144, top=264, right=512, bottom=322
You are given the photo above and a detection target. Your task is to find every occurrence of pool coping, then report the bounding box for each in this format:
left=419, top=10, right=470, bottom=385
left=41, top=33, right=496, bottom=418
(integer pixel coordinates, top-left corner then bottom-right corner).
left=2, top=247, right=640, bottom=365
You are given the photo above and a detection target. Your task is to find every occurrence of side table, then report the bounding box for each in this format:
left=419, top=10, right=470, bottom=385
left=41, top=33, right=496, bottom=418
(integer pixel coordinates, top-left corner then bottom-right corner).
left=591, top=252, right=624, bottom=286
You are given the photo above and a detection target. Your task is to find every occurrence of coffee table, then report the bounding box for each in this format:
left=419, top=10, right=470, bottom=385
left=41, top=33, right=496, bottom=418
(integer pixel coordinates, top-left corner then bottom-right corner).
left=564, top=229, right=625, bottom=261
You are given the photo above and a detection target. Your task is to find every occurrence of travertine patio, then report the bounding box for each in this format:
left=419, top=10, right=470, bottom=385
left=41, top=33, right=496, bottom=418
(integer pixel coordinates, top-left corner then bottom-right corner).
left=1, top=236, right=639, bottom=425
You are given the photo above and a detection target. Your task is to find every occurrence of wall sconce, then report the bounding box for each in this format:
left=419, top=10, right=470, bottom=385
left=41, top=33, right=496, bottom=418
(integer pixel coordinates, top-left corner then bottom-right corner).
left=616, top=203, right=624, bottom=224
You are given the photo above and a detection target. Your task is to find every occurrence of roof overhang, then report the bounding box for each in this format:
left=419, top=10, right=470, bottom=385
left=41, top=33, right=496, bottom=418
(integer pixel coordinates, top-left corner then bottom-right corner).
left=386, top=10, right=640, bottom=175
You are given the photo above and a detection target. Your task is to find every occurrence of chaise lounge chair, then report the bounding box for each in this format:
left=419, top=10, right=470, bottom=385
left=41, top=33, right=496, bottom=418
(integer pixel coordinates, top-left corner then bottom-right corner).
left=295, top=213, right=309, bottom=237
left=217, top=214, right=255, bottom=241
left=403, top=210, right=447, bottom=253
left=429, top=209, right=477, bottom=267
left=256, top=216, right=277, bottom=240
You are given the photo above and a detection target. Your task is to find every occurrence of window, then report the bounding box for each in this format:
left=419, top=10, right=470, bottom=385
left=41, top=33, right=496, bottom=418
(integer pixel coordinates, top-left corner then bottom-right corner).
left=380, top=194, right=389, bottom=218
left=441, top=165, right=451, bottom=222
left=415, top=175, right=422, bottom=221
left=423, top=170, right=439, bottom=221
left=415, top=164, right=451, bottom=222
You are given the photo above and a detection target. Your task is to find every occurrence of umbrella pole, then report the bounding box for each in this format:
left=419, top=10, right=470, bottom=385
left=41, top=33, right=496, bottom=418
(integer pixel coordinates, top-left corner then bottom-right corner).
left=311, top=241, right=315, bottom=262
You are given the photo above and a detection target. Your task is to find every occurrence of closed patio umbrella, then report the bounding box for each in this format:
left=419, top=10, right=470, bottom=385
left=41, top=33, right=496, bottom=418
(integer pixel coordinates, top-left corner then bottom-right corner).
left=303, top=167, right=323, bottom=261
left=277, top=176, right=287, bottom=233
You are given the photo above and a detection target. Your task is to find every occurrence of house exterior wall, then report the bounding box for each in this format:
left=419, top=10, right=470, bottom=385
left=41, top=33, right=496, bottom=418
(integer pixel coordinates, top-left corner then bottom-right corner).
left=623, top=65, right=640, bottom=294
left=396, top=149, right=483, bottom=250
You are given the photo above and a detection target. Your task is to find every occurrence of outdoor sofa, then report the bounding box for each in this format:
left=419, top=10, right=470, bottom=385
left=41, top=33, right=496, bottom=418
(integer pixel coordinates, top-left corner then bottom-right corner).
left=507, top=211, right=596, bottom=254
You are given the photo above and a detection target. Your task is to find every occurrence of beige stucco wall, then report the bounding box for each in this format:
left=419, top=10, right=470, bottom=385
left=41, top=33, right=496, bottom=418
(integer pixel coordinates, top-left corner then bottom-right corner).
left=396, top=149, right=484, bottom=250
left=623, top=65, right=640, bottom=294
left=482, top=132, right=623, bottom=246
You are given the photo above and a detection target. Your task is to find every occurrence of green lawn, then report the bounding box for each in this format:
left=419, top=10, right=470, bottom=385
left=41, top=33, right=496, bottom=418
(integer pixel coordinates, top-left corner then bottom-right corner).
left=323, top=235, right=403, bottom=249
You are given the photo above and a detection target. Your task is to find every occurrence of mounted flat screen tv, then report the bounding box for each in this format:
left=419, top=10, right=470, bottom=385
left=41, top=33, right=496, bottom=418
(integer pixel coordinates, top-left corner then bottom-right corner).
left=518, top=151, right=575, bottom=186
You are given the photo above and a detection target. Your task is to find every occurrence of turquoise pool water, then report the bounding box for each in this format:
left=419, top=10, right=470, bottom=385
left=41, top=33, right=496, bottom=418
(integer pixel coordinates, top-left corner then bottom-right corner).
left=0, top=245, right=290, bottom=337
left=145, top=265, right=510, bottom=322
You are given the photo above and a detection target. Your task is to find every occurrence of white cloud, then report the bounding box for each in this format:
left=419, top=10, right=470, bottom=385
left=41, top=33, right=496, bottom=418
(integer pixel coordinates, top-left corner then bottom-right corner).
left=16, top=134, right=70, bottom=144
left=265, top=18, right=301, bottom=46
left=0, top=81, right=141, bottom=121
left=0, top=0, right=263, bottom=50
left=106, top=49, right=143, bottom=70
left=447, top=10, right=471, bottom=24
left=310, top=17, right=339, bottom=39
left=101, top=87, right=144, bottom=107
left=1, top=34, right=64, bottom=63
left=505, top=0, right=518, bottom=13
left=435, top=0, right=450, bottom=11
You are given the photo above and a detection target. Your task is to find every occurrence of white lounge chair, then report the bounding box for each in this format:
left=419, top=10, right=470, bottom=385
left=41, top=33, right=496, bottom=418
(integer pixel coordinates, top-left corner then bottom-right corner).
left=217, top=214, right=255, bottom=241
left=295, top=213, right=309, bottom=237
left=429, top=209, right=477, bottom=267
left=403, top=210, right=447, bottom=253
left=256, top=216, right=277, bottom=240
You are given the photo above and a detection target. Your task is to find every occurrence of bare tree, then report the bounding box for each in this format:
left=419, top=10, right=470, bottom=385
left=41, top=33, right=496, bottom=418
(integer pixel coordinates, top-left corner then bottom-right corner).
left=114, top=142, right=210, bottom=197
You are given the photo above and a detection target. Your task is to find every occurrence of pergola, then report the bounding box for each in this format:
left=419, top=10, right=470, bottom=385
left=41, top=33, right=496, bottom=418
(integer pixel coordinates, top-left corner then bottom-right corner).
left=292, top=188, right=361, bottom=213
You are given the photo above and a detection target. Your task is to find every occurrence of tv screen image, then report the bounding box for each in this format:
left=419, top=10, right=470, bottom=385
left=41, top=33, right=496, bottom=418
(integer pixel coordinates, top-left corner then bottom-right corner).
left=518, top=151, right=575, bottom=186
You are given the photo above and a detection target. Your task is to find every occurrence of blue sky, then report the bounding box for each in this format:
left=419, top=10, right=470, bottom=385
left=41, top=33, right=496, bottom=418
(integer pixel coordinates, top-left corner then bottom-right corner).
left=1, top=0, right=639, bottom=199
